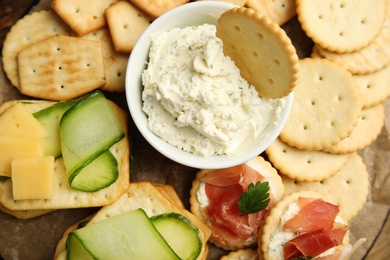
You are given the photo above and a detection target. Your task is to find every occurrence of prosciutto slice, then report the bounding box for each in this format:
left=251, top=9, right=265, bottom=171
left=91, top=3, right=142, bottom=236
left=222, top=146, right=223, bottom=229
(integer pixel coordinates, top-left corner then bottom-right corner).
left=282, top=197, right=349, bottom=260
left=284, top=229, right=340, bottom=259
left=283, top=198, right=339, bottom=232
left=202, top=164, right=268, bottom=245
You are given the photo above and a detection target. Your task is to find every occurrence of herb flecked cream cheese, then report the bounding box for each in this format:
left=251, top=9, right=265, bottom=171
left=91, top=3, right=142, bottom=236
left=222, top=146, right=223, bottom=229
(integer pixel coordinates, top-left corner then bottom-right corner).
left=142, top=24, right=285, bottom=157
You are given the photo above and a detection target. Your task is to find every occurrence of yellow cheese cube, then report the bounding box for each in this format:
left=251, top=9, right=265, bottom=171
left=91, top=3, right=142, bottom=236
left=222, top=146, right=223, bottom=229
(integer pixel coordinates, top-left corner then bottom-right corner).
left=0, top=135, right=45, bottom=177
left=0, top=103, right=48, bottom=138
left=11, top=156, right=55, bottom=200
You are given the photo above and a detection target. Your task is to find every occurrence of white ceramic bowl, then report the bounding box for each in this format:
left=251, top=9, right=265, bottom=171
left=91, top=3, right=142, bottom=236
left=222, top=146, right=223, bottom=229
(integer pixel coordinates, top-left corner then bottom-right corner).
left=125, top=1, right=294, bottom=169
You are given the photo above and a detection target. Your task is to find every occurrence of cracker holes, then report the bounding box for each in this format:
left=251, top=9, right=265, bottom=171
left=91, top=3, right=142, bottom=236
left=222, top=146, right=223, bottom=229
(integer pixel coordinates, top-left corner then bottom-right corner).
left=361, top=18, right=367, bottom=25
left=282, top=149, right=287, bottom=153
left=330, top=121, right=335, bottom=127
left=346, top=179, right=351, bottom=184
left=117, top=71, right=122, bottom=77
left=123, top=24, right=129, bottom=30
left=337, top=95, right=343, bottom=102
left=75, top=8, right=80, bottom=14
left=274, top=59, right=281, bottom=65
left=311, top=100, right=316, bottom=106
left=366, top=84, right=372, bottom=89
left=234, top=25, right=241, bottom=31
left=257, top=32, right=264, bottom=40
left=306, top=159, right=312, bottom=164
left=253, top=51, right=259, bottom=57
left=303, top=125, right=308, bottom=130
left=318, top=75, right=324, bottom=81
left=361, top=115, right=366, bottom=120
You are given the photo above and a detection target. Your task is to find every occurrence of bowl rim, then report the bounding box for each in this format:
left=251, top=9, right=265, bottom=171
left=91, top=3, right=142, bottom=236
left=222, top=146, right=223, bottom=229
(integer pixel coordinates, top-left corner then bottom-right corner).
left=125, top=1, right=294, bottom=169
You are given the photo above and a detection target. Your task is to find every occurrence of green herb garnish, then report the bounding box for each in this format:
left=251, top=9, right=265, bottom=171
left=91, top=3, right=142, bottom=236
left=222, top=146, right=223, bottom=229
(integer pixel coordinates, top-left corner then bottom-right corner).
left=238, top=181, right=270, bottom=215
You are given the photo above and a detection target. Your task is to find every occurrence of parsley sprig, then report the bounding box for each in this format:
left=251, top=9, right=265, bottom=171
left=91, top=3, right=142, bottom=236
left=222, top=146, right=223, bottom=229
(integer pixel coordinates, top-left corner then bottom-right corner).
left=238, top=181, right=270, bottom=215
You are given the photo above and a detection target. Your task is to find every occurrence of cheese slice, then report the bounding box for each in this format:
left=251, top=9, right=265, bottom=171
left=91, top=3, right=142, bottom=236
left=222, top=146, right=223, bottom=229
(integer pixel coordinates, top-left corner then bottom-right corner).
left=11, top=156, right=55, bottom=200
left=0, top=135, right=45, bottom=177
left=0, top=103, right=48, bottom=138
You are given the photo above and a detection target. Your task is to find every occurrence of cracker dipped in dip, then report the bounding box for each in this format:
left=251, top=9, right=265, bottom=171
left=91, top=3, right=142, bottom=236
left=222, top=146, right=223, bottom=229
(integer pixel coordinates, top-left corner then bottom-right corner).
left=141, top=24, right=286, bottom=157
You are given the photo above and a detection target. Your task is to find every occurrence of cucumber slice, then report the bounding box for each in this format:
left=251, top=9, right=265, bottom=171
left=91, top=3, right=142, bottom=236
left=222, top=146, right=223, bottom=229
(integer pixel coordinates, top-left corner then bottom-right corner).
left=69, top=150, right=118, bottom=192
left=151, top=213, right=202, bottom=260
left=67, top=209, right=180, bottom=260
left=60, top=90, right=124, bottom=185
left=33, top=100, right=76, bottom=158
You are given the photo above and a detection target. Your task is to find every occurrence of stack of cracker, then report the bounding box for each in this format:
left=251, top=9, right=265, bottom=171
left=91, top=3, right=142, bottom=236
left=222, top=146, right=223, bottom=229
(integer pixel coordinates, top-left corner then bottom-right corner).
left=264, top=0, right=389, bottom=222
left=2, top=0, right=191, bottom=100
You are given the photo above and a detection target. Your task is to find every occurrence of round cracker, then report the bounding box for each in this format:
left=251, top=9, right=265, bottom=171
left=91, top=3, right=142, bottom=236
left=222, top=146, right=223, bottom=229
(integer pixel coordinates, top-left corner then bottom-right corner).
left=189, top=156, right=284, bottom=250
left=259, top=190, right=344, bottom=260
left=279, top=58, right=362, bottom=151
left=296, top=0, right=387, bottom=53
left=245, top=0, right=297, bottom=25
left=216, top=7, right=299, bottom=99
left=323, top=104, right=385, bottom=154
left=312, top=2, right=390, bottom=75
left=281, top=153, right=369, bottom=221
left=354, top=64, right=390, bottom=109
left=266, top=138, right=350, bottom=181
left=1, top=10, right=71, bottom=88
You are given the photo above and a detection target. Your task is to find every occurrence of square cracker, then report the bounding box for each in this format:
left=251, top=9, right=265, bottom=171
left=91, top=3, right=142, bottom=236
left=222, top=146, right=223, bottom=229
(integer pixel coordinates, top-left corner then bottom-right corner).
left=51, top=0, right=118, bottom=36
left=129, top=0, right=190, bottom=18
left=18, top=35, right=106, bottom=101
left=1, top=10, right=71, bottom=88
left=80, top=28, right=128, bottom=92
left=105, top=1, right=152, bottom=53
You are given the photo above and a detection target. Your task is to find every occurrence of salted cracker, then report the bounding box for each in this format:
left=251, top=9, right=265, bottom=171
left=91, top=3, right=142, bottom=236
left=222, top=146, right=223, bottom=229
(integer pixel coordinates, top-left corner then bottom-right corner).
left=354, top=64, right=390, bottom=109
left=246, top=0, right=297, bottom=25
left=0, top=100, right=130, bottom=210
left=17, top=35, right=106, bottom=101
left=1, top=10, right=71, bottom=88
left=266, top=138, right=349, bottom=182
left=279, top=58, right=362, bottom=151
left=105, top=1, right=152, bottom=53
left=128, top=0, right=190, bottom=18
left=51, top=0, right=118, bottom=36
left=312, top=2, right=390, bottom=75
left=216, top=7, right=299, bottom=99
left=281, top=153, right=369, bottom=221
left=323, top=104, right=385, bottom=154
left=221, top=248, right=260, bottom=260
left=296, top=0, right=387, bottom=53
left=80, top=27, right=128, bottom=92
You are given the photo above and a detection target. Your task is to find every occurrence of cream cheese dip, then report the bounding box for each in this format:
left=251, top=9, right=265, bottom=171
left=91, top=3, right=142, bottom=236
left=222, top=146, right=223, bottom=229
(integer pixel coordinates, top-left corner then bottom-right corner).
left=141, top=24, right=285, bottom=157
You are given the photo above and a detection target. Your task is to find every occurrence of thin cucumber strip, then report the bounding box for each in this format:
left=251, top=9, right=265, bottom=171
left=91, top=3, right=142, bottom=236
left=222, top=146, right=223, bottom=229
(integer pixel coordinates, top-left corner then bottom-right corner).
left=68, top=209, right=180, bottom=260
left=69, top=150, right=118, bottom=192
left=33, top=100, right=77, bottom=158
left=66, top=234, right=94, bottom=260
left=151, top=212, right=202, bottom=260
left=60, top=90, right=124, bottom=182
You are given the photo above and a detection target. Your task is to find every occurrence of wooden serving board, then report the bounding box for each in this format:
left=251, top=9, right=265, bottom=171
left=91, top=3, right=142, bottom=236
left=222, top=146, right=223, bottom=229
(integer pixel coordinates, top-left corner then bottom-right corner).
left=0, top=1, right=389, bottom=259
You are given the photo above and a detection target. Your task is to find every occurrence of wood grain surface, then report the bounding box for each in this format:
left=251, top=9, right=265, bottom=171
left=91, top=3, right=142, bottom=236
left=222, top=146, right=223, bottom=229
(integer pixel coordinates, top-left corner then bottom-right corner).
left=0, top=1, right=389, bottom=260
